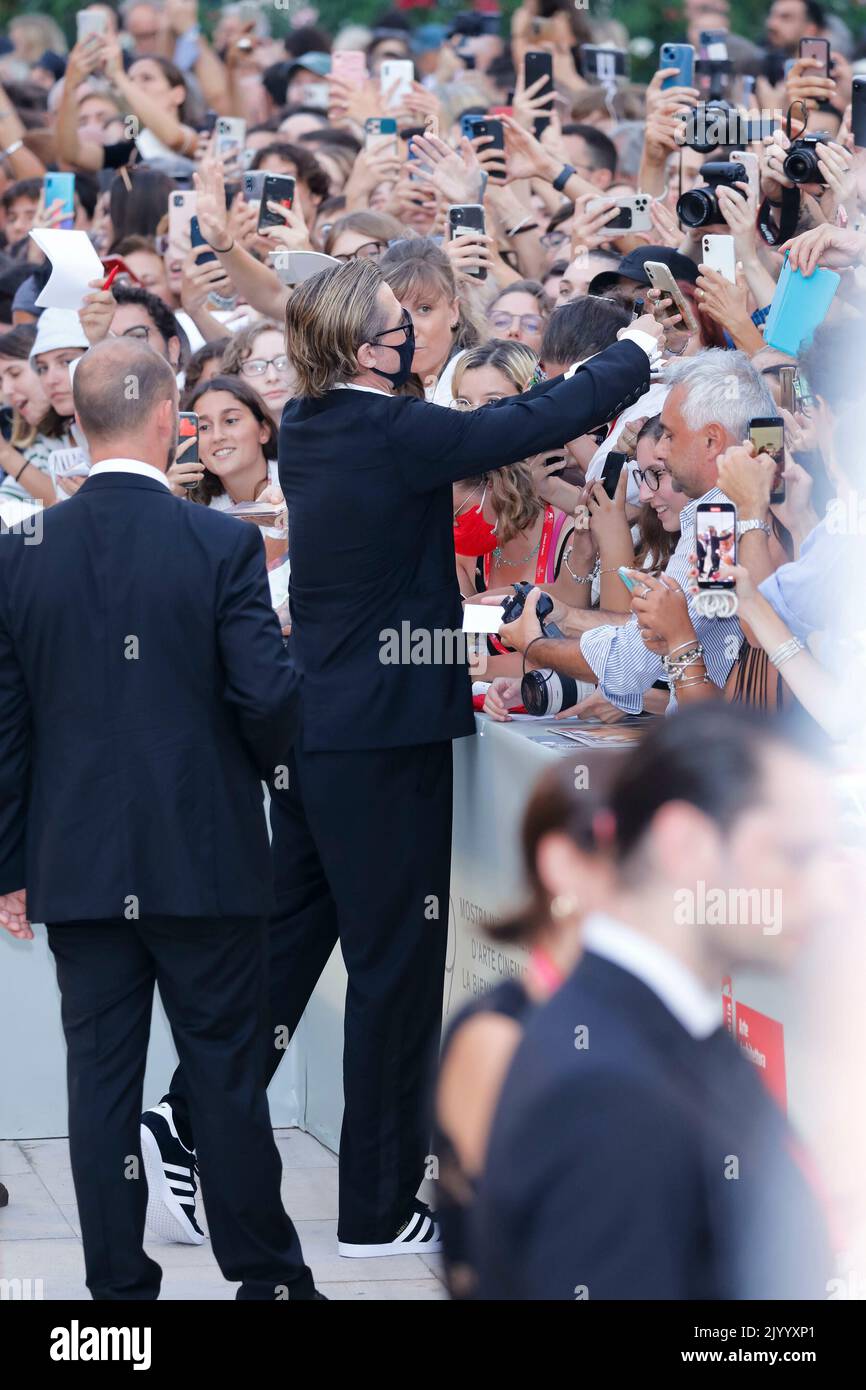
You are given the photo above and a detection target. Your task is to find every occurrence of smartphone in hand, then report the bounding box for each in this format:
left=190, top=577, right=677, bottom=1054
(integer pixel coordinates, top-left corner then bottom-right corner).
left=749, top=416, right=785, bottom=505
left=695, top=501, right=737, bottom=587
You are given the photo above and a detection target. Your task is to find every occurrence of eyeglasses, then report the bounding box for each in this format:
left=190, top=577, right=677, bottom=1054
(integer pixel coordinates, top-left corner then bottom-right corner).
left=540, top=229, right=569, bottom=250
left=241, top=355, right=291, bottom=377
left=487, top=311, right=544, bottom=335
left=368, top=309, right=414, bottom=345
left=449, top=395, right=504, bottom=411
left=335, top=241, right=386, bottom=263
left=121, top=325, right=151, bottom=341
left=632, top=466, right=665, bottom=492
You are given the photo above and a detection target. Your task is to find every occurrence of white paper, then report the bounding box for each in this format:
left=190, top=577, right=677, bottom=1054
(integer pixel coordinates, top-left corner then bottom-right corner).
left=462, top=603, right=504, bottom=634
left=30, top=230, right=104, bottom=311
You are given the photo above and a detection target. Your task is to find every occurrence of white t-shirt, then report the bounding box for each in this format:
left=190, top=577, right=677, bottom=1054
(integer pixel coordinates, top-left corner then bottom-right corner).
left=208, top=458, right=289, bottom=610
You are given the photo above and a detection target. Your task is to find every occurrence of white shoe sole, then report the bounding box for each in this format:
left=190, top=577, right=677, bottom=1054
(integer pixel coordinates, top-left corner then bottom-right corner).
left=140, top=1124, right=206, bottom=1246
left=337, top=1233, right=443, bottom=1258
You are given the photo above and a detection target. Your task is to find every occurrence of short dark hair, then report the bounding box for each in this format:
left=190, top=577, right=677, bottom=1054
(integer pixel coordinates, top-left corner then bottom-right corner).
left=112, top=282, right=187, bottom=363
left=540, top=297, right=630, bottom=366
left=804, top=1, right=826, bottom=27
left=73, top=338, right=177, bottom=442
left=1, top=178, right=42, bottom=212
left=250, top=142, right=331, bottom=200
left=562, top=123, right=617, bottom=176
left=283, top=25, right=332, bottom=57
left=299, top=126, right=362, bottom=157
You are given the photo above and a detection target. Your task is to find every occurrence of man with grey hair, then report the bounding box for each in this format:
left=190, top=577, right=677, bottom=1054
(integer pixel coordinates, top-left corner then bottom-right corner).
left=0, top=338, right=319, bottom=1300
left=499, top=349, right=776, bottom=711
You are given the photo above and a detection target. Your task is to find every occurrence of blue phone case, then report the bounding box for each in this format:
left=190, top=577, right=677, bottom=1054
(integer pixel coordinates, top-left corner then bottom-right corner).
left=763, top=256, right=840, bottom=356
left=45, top=172, right=75, bottom=229
left=660, top=44, right=694, bottom=89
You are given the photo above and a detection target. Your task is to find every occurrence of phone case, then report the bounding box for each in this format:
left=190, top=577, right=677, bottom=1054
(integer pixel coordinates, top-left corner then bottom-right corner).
left=659, top=44, right=694, bottom=89
left=702, top=234, right=736, bottom=283
left=587, top=194, right=652, bottom=233
left=764, top=257, right=840, bottom=356
left=644, top=261, right=699, bottom=333
left=381, top=60, right=414, bottom=108
left=853, top=77, right=866, bottom=148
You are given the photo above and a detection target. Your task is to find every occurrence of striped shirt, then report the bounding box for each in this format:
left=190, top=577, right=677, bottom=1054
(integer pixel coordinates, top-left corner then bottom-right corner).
left=580, top=486, right=743, bottom=713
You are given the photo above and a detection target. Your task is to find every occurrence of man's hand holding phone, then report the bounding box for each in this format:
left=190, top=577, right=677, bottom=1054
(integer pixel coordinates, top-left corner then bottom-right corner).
left=715, top=441, right=774, bottom=520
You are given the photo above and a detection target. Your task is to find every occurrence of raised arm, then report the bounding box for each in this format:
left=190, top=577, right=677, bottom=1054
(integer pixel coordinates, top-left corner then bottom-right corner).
left=194, top=157, right=291, bottom=322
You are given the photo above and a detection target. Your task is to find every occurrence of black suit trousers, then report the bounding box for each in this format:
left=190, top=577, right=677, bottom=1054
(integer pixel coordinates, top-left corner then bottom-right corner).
left=47, top=915, right=313, bottom=1300
left=165, top=740, right=453, bottom=1244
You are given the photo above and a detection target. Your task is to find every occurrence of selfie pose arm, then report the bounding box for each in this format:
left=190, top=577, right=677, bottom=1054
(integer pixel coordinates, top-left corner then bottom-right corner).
left=194, top=158, right=291, bottom=320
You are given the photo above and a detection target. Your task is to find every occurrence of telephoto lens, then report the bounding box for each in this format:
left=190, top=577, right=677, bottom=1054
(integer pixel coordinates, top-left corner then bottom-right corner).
left=521, top=669, right=579, bottom=716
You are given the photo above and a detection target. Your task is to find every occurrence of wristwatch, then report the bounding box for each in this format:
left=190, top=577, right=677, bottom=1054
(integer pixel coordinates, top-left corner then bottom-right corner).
left=552, top=164, right=576, bottom=192
left=736, top=519, right=771, bottom=538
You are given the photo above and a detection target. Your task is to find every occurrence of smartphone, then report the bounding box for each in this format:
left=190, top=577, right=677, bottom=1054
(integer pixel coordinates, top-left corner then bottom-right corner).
left=215, top=116, right=246, bottom=165
left=852, top=75, right=866, bottom=148
left=169, top=189, right=197, bottom=249
left=699, top=30, right=729, bottom=62
left=177, top=413, right=199, bottom=476
left=799, top=36, right=830, bottom=76
left=580, top=45, right=628, bottom=83
left=76, top=10, right=108, bottom=42
left=100, top=254, right=139, bottom=286
left=448, top=204, right=486, bottom=280
left=365, top=116, right=398, bottom=155
left=749, top=416, right=785, bottom=504
left=643, top=260, right=699, bottom=334
left=331, top=49, right=367, bottom=89
left=793, top=369, right=814, bottom=413
left=257, top=174, right=295, bottom=231
left=659, top=43, right=695, bottom=90
left=601, top=451, right=628, bottom=499
left=381, top=59, right=414, bottom=109
left=587, top=193, right=652, bottom=233
left=524, top=50, right=554, bottom=139
left=459, top=113, right=485, bottom=142
left=695, top=502, right=737, bottom=588
left=701, top=233, right=736, bottom=283
left=741, top=74, right=756, bottom=102
left=729, top=149, right=759, bottom=202
left=0, top=403, right=14, bottom=442
left=764, top=257, right=840, bottom=356
left=44, top=171, right=75, bottom=231
left=243, top=170, right=267, bottom=205
left=779, top=365, right=796, bottom=415
left=617, top=565, right=640, bottom=594
left=189, top=215, right=216, bottom=265
left=472, top=118, right=505, bottom=181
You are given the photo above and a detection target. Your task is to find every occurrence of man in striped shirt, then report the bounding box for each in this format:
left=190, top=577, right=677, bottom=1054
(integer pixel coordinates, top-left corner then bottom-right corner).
left=499, top=351, right=777, bottom=711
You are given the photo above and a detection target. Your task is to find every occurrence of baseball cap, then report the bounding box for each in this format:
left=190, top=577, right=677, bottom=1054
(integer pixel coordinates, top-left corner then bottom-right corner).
left=285, top=52, right=331, bottom=83
left=587, top=246, right=699, bottom=297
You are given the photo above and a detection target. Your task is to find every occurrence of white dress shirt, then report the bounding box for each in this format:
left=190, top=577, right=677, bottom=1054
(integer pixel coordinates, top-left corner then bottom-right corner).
left=87, top=458, right=171, bottom=489
left=582, top=911, right=720, bottom=1039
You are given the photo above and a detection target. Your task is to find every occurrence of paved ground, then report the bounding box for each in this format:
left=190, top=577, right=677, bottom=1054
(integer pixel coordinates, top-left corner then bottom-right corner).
left=0, top=1131, right=447, bottom=1300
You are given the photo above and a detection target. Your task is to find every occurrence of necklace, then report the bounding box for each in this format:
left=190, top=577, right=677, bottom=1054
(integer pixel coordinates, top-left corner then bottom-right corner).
left=492, top=515, right=543, bottom=567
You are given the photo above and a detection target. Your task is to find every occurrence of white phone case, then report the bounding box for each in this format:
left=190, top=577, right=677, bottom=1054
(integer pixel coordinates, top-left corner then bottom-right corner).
left=701, top=234, right=737, bottom=283
left=586, top=192, right=653, bottom=233
left=381, top=60, right=414, bottom=109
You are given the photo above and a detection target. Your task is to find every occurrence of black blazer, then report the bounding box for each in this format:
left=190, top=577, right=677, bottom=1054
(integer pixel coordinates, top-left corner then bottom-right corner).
left=278, top=339, right=649, bottom=752
left=0, top=472, right=300, bottom=923
left=474, top=951, right=830, bottom=1300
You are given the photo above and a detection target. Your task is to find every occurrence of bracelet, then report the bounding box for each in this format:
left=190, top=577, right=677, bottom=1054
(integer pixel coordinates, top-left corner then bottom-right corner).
left=522, top=635, right=547, bottom=674
left=677, top=674, right=711, bottom=689
left=13, top=458, right=29, bottom=482
left=768, top=636, right=804, bottom=669
left=552, top=163, right=576, bottom=192
left=668, top=638, right=700, bottom=659
left=509, top=220, right=539, bottom=237
left=1, top=139, right=23, bottom=159
left=662, top=643, right=704, bottom=683
left=207, top=237, right=234, bottom=254
left=564, top=549, right=600, bottom=584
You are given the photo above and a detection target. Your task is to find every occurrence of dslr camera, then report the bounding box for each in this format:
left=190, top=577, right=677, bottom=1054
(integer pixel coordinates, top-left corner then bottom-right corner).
left=676, top=159, right=746, bottom=229
left=783, top=131, right=830, bottom=186
left=499, top=582, right=579, bottom=717
left=677, top=99, right=736, bottom=154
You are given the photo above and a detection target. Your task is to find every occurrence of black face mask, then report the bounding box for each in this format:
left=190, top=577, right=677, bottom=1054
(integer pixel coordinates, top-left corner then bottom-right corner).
left=368, top=313, right=415, bottom=389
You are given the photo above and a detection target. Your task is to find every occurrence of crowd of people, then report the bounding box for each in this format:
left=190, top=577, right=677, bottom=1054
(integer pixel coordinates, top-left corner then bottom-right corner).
left=0, top=0, right=865, bottom=1304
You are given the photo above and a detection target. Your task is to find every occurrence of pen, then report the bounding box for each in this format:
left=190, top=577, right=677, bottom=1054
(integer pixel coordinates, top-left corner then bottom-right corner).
left=101, top=264, right=121, bottom=292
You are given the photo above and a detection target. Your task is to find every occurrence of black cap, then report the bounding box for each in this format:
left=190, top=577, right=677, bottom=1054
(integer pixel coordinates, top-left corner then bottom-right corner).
left=588, top=245, right=699, bottom=297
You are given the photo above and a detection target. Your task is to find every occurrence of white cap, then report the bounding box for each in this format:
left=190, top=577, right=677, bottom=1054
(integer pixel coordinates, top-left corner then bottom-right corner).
left=29, top=307, right=90, bottom=361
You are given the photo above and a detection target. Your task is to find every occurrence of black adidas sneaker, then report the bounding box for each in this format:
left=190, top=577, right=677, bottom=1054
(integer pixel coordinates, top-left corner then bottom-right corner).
left=337, top=1199, right=442, bottom=1258
left=140, top=1102, right=206, bottom=1245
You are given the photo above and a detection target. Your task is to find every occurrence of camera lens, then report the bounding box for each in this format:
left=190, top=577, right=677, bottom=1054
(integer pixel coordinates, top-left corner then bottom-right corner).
left=676, top=187, right=719, bottom=229
left=783, top=149, right=818, bottom=184
left=521, top=670, right=579, bottom=716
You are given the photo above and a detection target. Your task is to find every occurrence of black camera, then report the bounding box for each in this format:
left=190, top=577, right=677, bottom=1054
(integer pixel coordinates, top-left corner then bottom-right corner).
left=677, top=99, right=736, bottom=154
left=783, top=132, right=830, bottom=186
left=676, top=160, right=746, bottom=229
left=499, top=583, right=580, bottom=717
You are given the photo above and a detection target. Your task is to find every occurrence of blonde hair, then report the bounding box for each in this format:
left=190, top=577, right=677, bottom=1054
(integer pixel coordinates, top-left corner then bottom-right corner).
left=452, top=340, right=543, bottom=544
left=379, top=237, right=485, bottom=355
left=284, top=259, right=387, bottom=398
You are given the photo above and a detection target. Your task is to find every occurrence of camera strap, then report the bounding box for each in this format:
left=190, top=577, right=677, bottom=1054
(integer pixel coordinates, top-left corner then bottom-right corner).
left=757, top=186, right=799, bottom=245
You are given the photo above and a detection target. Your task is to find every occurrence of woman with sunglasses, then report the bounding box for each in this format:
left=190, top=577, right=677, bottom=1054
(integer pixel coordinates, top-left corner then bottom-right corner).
left=220, top=322, right=298, bottom=425
left=485, top=280, right=550, bottom=355
left=324, top=211, right=406, bottom=264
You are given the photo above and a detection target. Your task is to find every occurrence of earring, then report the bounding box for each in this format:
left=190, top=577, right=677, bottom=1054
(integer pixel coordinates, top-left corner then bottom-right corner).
left=550, top=895, right=577, bottom=920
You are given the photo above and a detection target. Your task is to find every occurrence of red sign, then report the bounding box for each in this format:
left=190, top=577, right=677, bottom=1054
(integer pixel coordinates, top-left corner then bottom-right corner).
left=734, top=1001, right=788, bottom=1112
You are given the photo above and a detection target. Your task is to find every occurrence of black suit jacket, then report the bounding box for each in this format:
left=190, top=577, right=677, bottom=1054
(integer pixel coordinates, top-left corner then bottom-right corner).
left=474, top=950, right=830, bottom=1300
left=278, top=339, right=649, bottom=752
left=0, top=471, right=300, bottom=922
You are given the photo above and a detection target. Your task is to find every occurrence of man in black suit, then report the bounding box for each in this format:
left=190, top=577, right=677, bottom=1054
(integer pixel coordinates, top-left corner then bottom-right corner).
left=474, top=706, right=834, bottom=1299
left=147, top=258, right=659, bottom=1258
left=0, top=339, right=317, bottom=1300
